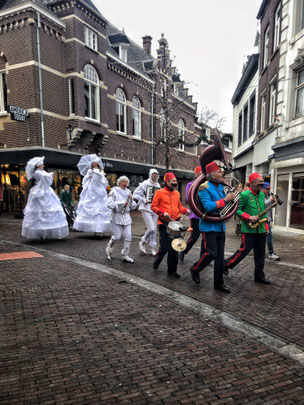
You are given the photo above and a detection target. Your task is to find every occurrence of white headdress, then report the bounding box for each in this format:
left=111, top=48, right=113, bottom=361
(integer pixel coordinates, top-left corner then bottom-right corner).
left=77, top=154, right=104, bottom=176
left=25, top=156, right=45, bottom=180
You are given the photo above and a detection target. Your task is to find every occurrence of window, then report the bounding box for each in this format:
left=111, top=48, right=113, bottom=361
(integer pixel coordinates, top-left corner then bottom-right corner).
left=113, top=45, right=128, bottom=62
left=68, top=77, right=75, bottom=115
left=0, top=72, right=7, bottom=113
left=295, top=0, right=304, bottom=34
left=84, top=65, right=99, bottom=121
left=269, top=83, right=277, bottom=124
left=238, top=113, right=242, bottom=146
left=260, top=95, right=266, bottom=133
left=84, top=26, right=98, bottom=52
left=243, top=104, right=248, bottom=142
left=263, top=26, right=270, bottom=69
left=273, top=4, right=281, bottom=52
left=132, top=96, right=141, bottom=138
left=295, top=68, right=304, bottom=117
left=160, top=107, right=166, bottom=142
left=178, top=119, right=185, bottom=151
left=116, top=88, right=126, bottom=133
left=249, top=92, right=256, bottom=136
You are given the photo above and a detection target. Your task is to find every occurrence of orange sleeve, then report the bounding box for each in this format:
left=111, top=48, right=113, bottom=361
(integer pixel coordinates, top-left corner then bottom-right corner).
left=151, top=190, right=164, bottom=216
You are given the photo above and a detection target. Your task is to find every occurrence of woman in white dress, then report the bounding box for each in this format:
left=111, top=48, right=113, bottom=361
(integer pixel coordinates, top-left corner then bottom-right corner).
left=22, top=156, right=69, bottom=240
left=133, top=169, right=160, bottom=255
left=106, top=176, right=137, bottom=263
left=73, top=156, right=111, bottom=234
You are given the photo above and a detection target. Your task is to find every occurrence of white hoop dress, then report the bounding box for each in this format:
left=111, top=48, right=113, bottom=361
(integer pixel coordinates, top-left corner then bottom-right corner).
left=73, top=168, right=111, bottom=233
left=22, top=169, right=69, bottom=240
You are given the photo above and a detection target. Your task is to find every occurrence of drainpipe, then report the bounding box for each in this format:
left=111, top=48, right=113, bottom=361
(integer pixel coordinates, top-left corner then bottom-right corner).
left=36, top=12, right=45, bottom=148
left=150, top=83, right=155, bottom=165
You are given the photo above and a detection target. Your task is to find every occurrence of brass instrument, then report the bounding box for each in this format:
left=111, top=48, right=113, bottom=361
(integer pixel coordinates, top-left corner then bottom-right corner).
left=248, top=195, right=279, bottom=229
left=121, top=194, right=132, bottom=214
left=219, top=176, right=241, bottom=218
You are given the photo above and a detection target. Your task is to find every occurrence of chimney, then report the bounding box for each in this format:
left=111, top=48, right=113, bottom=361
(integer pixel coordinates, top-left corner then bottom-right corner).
left=142, top=35, right=152, bottom=57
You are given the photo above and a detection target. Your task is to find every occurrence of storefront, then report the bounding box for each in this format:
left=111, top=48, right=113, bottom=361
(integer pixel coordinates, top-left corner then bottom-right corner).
left=0, top=147, right=193, bottom=213
left=271, top=137, right=304, bottom=234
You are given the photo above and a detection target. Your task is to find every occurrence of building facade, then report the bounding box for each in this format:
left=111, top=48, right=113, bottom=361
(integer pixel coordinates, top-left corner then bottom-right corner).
left=0, top=0, right=204, bottom=212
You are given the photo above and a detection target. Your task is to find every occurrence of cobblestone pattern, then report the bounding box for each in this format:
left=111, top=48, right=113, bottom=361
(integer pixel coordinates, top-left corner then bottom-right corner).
left=1, top=214, right=304, bottom=350
left=1, top=245, right=304, bottom=404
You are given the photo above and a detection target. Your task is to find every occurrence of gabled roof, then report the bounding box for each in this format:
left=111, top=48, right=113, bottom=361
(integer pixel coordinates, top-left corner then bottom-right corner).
left=0, top=0, right=49, bottom=12
left=231, top=54, right=259, bottom=105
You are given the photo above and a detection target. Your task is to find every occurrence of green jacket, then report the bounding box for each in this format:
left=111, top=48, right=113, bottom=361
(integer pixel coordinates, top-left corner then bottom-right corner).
left=236, top=189, right=267, bottom=233
left=60, top=190, right=73, bottom=206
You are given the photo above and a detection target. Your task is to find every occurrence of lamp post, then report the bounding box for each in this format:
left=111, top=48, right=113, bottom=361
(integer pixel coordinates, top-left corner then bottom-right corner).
left=67, top=124, right=73, bottom=140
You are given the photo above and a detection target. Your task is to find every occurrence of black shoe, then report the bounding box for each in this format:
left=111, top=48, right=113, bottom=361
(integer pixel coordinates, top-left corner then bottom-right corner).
left=179, top=251, right=185, bottom=262
left=214, top=283, right=231, bottom=293
left=223, top=266, right=229, bottom=276
left=190, top=266, right=200, bottom=284
left=168, top=272, right=181, bottom=278
left=153, top=262, right=159, bottom=269
left=254, top=277, right=271, bottom=285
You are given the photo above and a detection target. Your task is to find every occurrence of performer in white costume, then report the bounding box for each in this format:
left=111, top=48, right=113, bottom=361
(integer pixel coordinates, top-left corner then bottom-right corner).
left=133, top=169, right=160, bottom=255
left=106, top=176, right=137, bottom=263
left=22, top=156, right=69, bottom=240
left=73, top=154, right=111, bottom=234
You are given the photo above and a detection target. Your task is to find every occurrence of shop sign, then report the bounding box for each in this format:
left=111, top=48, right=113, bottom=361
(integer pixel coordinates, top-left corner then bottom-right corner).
left=8, top=105, right=29, bottom=122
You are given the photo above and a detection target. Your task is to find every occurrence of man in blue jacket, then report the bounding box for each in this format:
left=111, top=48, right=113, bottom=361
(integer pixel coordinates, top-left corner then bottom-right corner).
left=189, top=162, right=235, bottom=293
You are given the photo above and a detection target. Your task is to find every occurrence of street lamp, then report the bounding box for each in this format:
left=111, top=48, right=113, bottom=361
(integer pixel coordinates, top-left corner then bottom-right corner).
left=67, top=124, right=73, bottom=140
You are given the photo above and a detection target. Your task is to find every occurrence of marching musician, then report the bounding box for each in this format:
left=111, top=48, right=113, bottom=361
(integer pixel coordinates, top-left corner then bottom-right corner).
left=106, top=176, right=137, bottom=263
left=189, top=162, right=235, bottom=293
left=133, top=169, right=160, bottom=256
left=224, top=172, right=271, bottom=285
left=151, top=172, right=190, bottom=278
left=180, top=166, right=202, bottom=262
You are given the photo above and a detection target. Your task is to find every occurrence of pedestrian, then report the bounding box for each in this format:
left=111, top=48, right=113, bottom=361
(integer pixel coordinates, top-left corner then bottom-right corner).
left=261, top=182, right=280, bottom=261
left=224, top=172, right=271, bottom=285
left=189, top=162, right=235, bottom=293
left=133, top=169, right=160, bottom=256
left=106, top=176, right=137, bottom=263
left=60, top=184, right=75, bottom=230
left=151, top=172, right=190, bottom=278
left=180, top=166, right=202, bottom=262
left=73, top=155, right=111, bottom=234
left=22, top=156, right=69, bottom=240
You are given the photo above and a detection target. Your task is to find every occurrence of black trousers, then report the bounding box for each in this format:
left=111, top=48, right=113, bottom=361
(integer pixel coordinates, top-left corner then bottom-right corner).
left=154, top=224, right=179, bottom=274
left=192, top=231, right=225, bottom=286
left=225, top=233, right=266, bottom=279
left=184, top=218, right=201, bottom=255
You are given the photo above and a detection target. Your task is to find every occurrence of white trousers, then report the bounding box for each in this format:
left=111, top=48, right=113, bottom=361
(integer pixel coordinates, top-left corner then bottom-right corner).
left=141, top=211, right=158, bottom=248
left=111, top=223, right=132, bottom=242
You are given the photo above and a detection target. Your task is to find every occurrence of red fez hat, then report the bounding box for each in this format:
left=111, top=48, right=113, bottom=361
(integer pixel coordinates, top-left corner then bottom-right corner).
left=206, top=162, right=220, bottom=175
left=248, top=172, right=261, bottom=183
left=194, top=166, right=202, bottom=174
left=164, top=172, right=176, bottom=182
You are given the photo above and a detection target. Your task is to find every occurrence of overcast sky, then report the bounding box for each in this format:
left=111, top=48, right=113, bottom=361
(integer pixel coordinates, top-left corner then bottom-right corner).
left=95, top=0, right=262, bottom=132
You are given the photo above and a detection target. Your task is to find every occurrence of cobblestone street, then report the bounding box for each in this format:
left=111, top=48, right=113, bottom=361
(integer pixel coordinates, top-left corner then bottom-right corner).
left=1, top=213, right=304, bottom=404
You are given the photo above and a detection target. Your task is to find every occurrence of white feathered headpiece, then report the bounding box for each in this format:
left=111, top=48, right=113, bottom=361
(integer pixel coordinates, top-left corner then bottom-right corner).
left=25, top=156, right=45, bottom=180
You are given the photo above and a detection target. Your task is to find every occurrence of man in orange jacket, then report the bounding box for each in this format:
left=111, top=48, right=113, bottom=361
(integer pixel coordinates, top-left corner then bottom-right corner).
left=151, top=172, right=190, bottom=278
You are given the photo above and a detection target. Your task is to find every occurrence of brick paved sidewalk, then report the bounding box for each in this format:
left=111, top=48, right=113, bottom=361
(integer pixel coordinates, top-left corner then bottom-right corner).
left=1, top=213, right=304, bottom=350
left=1, top=242, right=304, bottom=404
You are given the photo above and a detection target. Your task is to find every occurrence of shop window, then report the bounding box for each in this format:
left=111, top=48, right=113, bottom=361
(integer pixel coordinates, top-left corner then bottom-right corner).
left=275, top=173, right=289, bottom=227
left=0, top=72, right=7, bottom=113
left=116, top=88, right=126, bottom=133
left=290, top=172, right=304, bottom=230
left=84, top=65, right=99, bottom=121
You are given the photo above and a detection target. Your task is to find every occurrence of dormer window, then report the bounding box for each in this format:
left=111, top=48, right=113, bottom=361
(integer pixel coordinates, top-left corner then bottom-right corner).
left=84, top=26, right=98, bottom=52
left=113, top=45, right=128, bottom=62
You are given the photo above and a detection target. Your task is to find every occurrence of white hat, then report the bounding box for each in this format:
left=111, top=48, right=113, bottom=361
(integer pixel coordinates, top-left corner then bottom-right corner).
left=25, top=156, right=45, bottom=180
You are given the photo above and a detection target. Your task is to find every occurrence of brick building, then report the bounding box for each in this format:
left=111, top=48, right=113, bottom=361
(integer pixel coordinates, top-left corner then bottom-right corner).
left=0, top=0, right=204, bottom=212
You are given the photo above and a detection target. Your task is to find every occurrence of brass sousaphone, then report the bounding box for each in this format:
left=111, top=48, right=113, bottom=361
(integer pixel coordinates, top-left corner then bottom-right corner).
left=188, top=130, right=238, bottom=221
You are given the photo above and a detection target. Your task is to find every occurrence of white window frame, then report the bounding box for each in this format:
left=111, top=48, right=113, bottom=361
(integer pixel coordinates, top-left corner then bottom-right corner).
left=261, top=95, right=266, bottom=133
left=0, top=71, right=7, bottom=113
left=84, top=65, right=100, bottom=121
left=178, top=119, right=185, bottom=151
left=68, top=77, right=75, bottom=115
left=120, top=45, right=128, bottom=62
left=269, top=82, right=277, bottom=125
left=295, top=68, right=304, bottom=117
left=263, top=26, right=270, bottom=69
left=132, top=96, right=141, bottom=138
left=116, top=88, right=127, bottom=133
left=273, top=4, right=281, bottom=52
left=84, top=26, right=98, bottom=52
